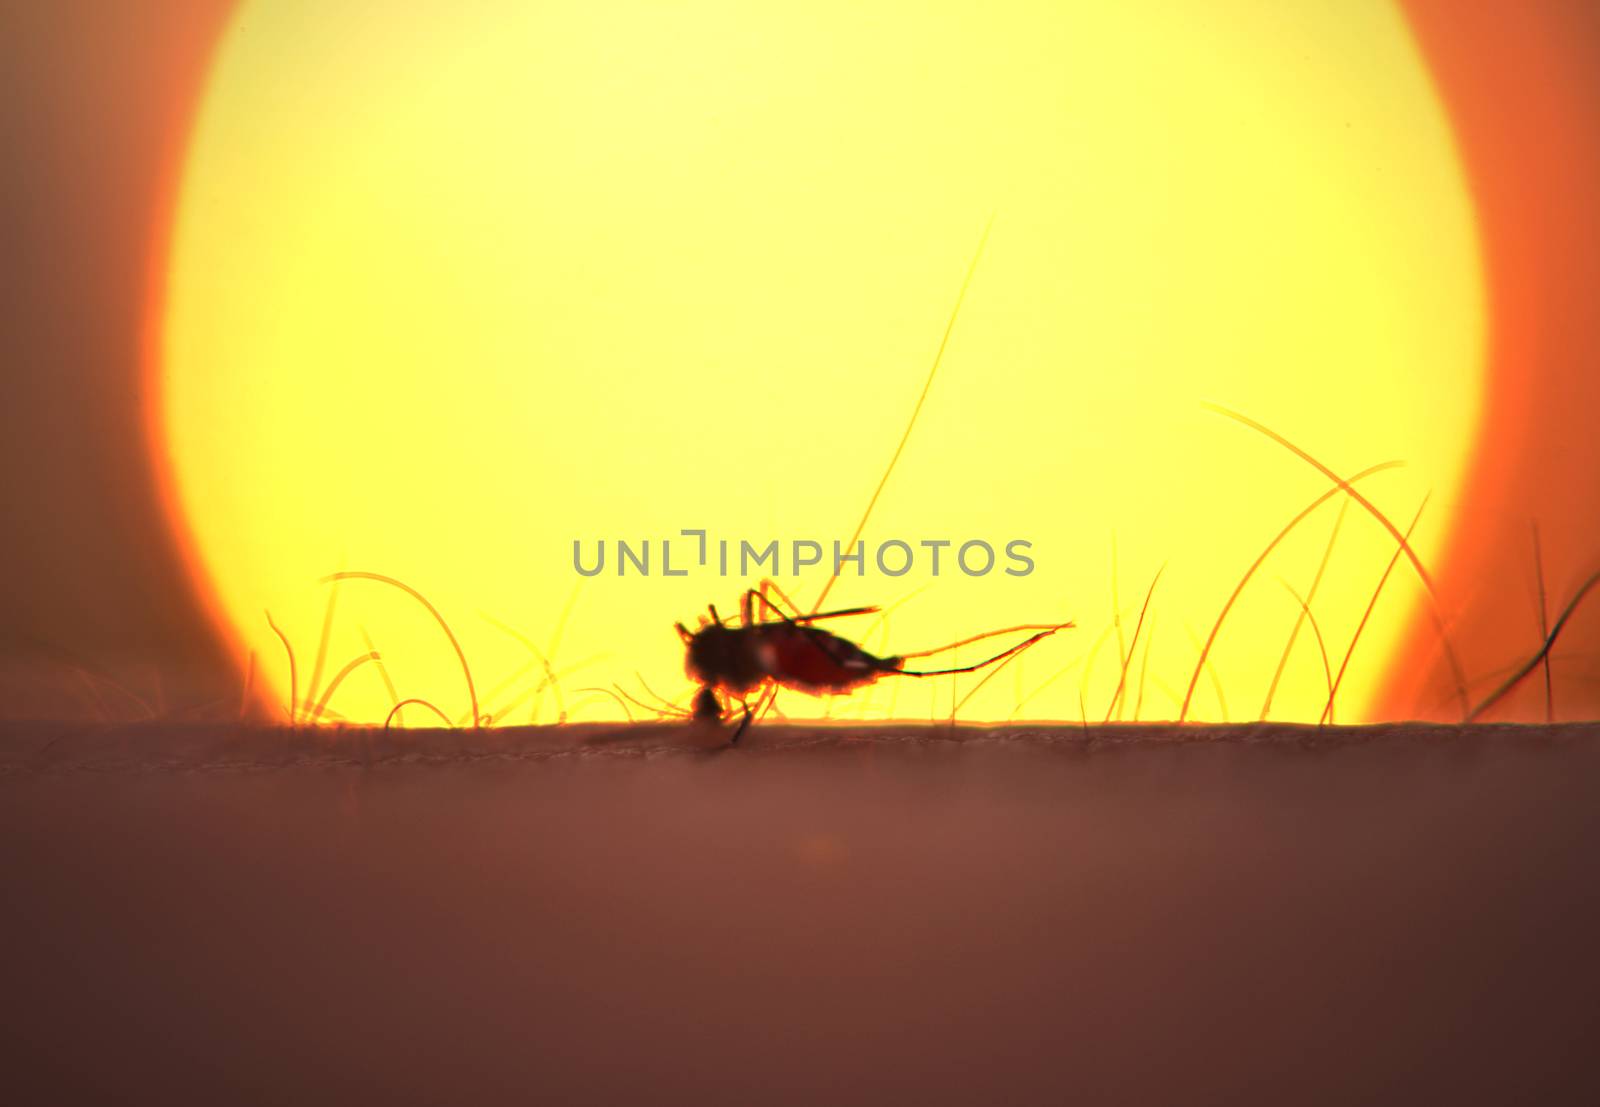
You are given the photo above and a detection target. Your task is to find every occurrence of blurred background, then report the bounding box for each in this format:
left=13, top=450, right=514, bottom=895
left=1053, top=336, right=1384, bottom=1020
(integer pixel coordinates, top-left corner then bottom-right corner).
left=1, top=0, right=1597, bottom=723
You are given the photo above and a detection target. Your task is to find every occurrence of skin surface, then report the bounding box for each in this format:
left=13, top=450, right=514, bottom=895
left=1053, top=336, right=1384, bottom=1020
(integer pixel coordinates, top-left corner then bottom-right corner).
left=4, top=721, right=1598, bottom=1104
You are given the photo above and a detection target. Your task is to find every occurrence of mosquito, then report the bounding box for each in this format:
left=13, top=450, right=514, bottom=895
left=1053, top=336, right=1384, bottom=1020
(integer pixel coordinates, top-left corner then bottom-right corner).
left=678, top=581, right=1070, bottom=741
left=666, top=216, right=1072, bottom=741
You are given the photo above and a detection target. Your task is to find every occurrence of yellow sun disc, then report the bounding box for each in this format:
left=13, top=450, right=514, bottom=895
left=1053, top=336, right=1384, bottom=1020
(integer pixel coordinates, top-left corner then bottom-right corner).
left=160, top=0, right=1483, bottom=725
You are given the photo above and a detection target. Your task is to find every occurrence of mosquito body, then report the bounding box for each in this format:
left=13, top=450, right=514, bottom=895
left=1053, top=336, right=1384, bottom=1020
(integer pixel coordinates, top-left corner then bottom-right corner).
left=677, top=584, right=1068, bottom=741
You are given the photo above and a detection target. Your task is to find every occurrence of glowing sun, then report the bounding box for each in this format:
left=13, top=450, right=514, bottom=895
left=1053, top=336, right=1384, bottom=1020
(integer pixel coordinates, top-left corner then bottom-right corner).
left=157, top=0, right=1483, bottom=725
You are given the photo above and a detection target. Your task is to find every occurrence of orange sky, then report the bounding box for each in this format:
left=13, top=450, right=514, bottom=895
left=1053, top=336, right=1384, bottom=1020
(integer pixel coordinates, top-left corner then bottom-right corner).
left=1380, top=1, right=1600, bottom=719
left=0, top=1, right=1596, bottom=721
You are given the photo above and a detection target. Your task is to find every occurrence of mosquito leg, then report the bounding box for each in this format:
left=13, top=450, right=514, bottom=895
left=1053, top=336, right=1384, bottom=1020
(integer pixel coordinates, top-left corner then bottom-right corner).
left=744, top=578, right=807, bottom=626
left=751, top=683, right=782, bottom=723
left=761, top=578, right=801, bottom=621
left=901, top=630, right=1061, bottom=677
left=731, top=698, right=754, bottom=743
left=897, top=622, right=1074, bottom=660
left=743, top=580, right=878, bottom=628
left=741, top=583, right=775, bottom=626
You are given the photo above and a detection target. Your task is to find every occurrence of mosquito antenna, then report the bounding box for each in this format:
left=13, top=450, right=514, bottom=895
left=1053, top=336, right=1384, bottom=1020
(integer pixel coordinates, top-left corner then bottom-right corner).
left=812, top=213, right=996, bottom=614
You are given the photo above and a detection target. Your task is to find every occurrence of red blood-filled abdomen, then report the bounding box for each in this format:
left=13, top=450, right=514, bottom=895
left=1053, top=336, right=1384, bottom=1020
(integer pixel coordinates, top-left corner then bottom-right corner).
left=757, top=624, right=899, bottom=694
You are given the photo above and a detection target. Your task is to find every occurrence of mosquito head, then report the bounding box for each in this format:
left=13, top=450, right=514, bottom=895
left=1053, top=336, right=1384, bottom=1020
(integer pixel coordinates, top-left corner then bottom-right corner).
left=681, top=616, right=764, bottom=692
